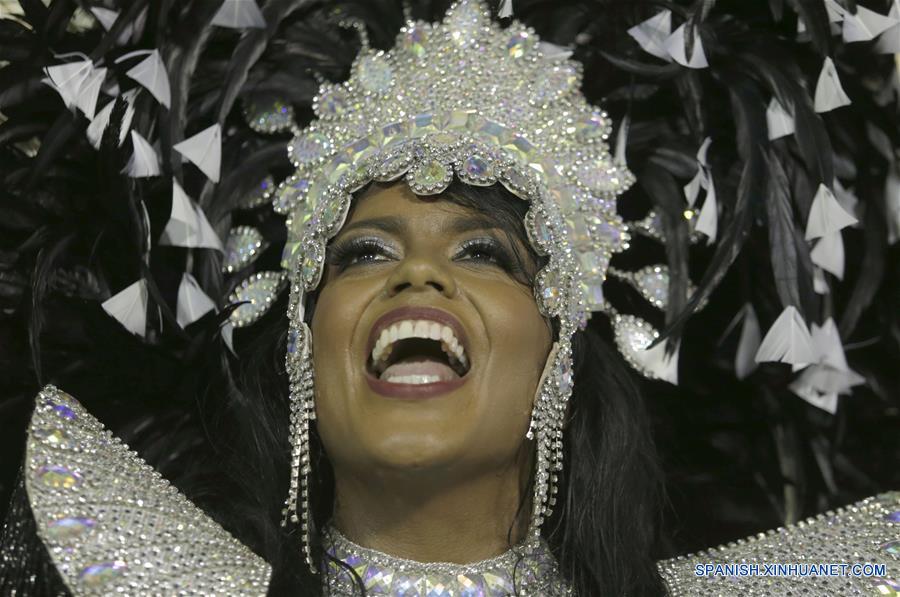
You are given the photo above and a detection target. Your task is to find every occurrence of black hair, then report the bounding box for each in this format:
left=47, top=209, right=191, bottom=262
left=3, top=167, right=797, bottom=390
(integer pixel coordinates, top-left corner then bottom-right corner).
left=219, top=181, right=668, bottom=595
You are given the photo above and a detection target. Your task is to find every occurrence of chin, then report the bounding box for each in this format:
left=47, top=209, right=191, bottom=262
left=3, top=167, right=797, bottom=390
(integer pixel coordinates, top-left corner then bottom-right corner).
left=353, top=429, right=466, bottom=476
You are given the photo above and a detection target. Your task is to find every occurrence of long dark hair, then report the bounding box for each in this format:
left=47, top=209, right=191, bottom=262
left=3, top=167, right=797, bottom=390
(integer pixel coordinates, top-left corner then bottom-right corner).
left=216, top=181, right=668, bottom=595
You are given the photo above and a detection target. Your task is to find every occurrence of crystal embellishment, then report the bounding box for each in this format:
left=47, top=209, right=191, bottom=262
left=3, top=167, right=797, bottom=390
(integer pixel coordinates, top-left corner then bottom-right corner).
left=274, top=176, right=312, bottom=214
left=223, top=226, right=265, bottom=274
left=403, top=23, right=429, bottom=59
left=575, top=157, right=629, bottom=195
left=53, top=404, right=76, bottom=420
left=447, top=0, right=486, bottom=47
left=228, top=271, right=288, bottom=327
left=533, top=64, right=578, bottom=104
left=573, top=112, right=611, bottom=144
left=38, top=465, right=81, bottom=489
left=458, top=154, right=495, bottom=186
left=25, top=385, right=271, bottom=594
left=288, top=132, right=332, bottom=167
left=238, top=175, right=275, bottom=210
left=323, top=524, right=572, bottom=596
left=409, top=160, right=451, bottom=195
left=658, top=491, right=900, bottom=595
left=79, top=561, right=126, bottom=587
left=32, top=427, right=75, bottom=449
left=610, top=314, right=677, bottom=381
left=615, top=314, right=656, bottom=353
left=275, top=0, right=635, bottom=346
left=536, top=268, right=563, bottom=316
left=357, top=54, right=394, bottom=94
left=47, top=517, right=96, bottom=542
left=315, top=85, right=349, bottom=119
left=619, top=265, right=670, bottom=309
left=882, top=540, right=900, bottom=556
left=507, top=30, right=536, bottom=58
left=244, top=97, right=294, bottom=133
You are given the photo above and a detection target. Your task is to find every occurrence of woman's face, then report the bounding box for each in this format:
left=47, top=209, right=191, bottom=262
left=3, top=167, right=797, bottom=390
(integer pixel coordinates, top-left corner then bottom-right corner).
left=310, top=182, right=553, bottom=483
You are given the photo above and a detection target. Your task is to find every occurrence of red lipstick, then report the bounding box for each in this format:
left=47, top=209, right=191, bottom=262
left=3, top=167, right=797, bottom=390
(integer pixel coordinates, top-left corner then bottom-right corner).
left=364, top=306, right=471, bottom=399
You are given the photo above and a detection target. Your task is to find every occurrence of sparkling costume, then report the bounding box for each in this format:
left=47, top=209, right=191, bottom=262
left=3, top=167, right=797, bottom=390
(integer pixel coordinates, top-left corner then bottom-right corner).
left=1, top=0, right=898, bottom=595
left=1, top=386, right=898, bottom=595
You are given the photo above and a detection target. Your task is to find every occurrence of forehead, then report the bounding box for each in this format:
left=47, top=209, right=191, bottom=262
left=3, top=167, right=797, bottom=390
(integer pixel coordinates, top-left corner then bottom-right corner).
left=346, top=182, right=480, bottom=226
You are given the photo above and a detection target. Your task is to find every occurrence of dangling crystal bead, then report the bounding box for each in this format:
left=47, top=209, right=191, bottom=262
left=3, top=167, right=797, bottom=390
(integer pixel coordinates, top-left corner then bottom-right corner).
left=556, top=356, right=573, bottom=395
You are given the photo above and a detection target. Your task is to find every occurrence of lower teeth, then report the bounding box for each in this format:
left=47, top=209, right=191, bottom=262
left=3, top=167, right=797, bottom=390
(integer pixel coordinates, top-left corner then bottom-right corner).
left=384, top=374, right=442, bottom=385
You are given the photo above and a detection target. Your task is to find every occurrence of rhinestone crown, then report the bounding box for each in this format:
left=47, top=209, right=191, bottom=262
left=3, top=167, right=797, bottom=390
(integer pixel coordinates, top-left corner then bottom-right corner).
left=273, top=0, right=633, bottom=335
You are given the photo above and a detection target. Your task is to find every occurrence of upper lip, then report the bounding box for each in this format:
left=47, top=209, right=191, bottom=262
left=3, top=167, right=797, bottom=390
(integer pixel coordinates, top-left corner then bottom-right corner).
left=365, top=306, right=471, bottom=365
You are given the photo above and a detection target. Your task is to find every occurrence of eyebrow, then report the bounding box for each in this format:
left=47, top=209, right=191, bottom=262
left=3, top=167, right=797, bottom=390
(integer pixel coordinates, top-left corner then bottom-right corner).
left=336, top=214, right=503, bottom=238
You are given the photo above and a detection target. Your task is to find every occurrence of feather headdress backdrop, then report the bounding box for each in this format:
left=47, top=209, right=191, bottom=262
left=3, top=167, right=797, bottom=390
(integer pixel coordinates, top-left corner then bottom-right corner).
left=0, top=0, right=898, bottom=557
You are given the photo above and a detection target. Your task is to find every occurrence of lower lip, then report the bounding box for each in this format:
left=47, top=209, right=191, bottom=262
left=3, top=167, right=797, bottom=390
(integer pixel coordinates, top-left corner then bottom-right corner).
left=365, top=370, right=469, bottom=398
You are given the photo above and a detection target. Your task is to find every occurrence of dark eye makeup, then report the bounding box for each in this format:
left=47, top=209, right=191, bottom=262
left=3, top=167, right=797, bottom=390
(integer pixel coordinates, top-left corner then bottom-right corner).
left=325, top=235, right=523, bottom=275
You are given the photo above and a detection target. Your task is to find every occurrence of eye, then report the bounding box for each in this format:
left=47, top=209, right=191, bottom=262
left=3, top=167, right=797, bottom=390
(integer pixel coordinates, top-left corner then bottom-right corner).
left=326, top=237, right=396, bottom=270
left=455, top=238, right=518, bottom=272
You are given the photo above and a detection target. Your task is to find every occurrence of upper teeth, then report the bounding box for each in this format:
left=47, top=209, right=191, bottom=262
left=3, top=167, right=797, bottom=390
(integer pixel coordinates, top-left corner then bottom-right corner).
left=371, top=320, right=468, bottom=372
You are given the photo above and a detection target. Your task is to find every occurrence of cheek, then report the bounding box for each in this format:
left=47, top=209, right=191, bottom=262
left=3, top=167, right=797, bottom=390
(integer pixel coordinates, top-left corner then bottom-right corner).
left=472, top=285, right=552, bottom=442
left=309, top=280, right=373, bottom=447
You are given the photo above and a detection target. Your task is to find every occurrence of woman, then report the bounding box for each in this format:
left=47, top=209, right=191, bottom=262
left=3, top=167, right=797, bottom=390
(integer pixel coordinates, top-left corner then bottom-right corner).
left=1, top=0, right=898, bottom=595
left=244, top=179, right=667, bottom=594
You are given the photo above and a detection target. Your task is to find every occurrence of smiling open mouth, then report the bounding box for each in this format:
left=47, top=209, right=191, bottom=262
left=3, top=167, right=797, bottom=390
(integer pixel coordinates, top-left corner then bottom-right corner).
left=367, top=321, right=471, bottom=385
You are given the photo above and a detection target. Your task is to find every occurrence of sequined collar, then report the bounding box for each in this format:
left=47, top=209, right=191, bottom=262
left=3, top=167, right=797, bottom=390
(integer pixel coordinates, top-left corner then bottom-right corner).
left=322, top=525, right=572, bottom=596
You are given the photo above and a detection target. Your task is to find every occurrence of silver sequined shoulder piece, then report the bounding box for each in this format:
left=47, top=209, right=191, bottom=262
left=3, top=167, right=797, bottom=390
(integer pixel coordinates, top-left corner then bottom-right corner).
left=24, top=385, right=272, bottom=595
left=657, top=491, right=900, bottom=596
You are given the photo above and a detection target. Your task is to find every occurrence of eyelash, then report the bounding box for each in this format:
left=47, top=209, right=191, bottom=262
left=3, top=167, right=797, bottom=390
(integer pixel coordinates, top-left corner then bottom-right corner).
left=326, top=237, right=520, bottom=273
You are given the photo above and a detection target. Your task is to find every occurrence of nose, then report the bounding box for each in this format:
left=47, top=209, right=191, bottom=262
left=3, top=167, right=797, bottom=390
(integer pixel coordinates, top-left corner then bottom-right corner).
left=383, top=251, right=458, bottom=299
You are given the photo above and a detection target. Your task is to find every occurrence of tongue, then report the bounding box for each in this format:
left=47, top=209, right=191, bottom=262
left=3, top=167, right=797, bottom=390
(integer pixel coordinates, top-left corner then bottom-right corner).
left=380, top=358, right=459, bottom=382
